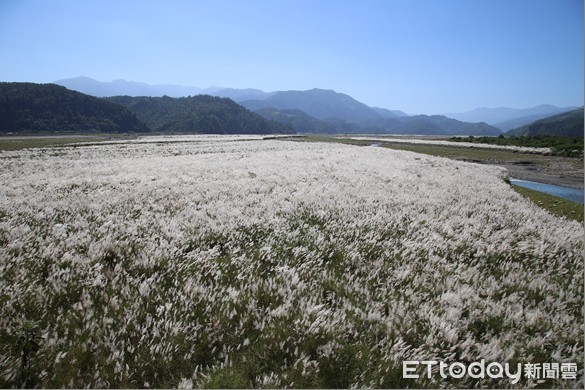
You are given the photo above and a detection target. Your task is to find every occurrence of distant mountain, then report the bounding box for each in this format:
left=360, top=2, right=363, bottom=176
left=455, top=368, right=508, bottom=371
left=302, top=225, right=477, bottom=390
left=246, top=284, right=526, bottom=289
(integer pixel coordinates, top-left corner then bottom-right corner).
left=241, top=88, right=385, bottom=123
left=207, top=88, right=274, bottom=102
left=0, top=82, right=149, bottom=134
left=505, top=108, right=584, bottom=138
left=108, top=95, right=293, bottom=134
left=492, top=113, right=564, bottom=132
left=445, top=104, right=577, bottom=129
left=368, top=115, right=501, bottom=136
left=55, top=77, right=202, bottom=97
left=372, top=107, right=409, bottom=118
left=254, top=107, right=369, bottom=133
left=255, top=106, right=500, bottom=136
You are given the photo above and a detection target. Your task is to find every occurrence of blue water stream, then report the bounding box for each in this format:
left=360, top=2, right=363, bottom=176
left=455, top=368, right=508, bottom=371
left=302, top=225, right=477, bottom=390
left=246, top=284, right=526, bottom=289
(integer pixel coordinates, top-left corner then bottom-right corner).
left=510, top=178, right=584, bottom=204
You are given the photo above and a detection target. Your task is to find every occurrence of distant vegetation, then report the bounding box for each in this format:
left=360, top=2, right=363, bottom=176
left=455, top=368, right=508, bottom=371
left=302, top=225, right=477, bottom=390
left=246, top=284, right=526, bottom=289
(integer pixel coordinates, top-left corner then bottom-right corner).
left=0, top=83, right=149, bottom=134
left=449, top=107, right=584, bottom=158
left=450, top=135, right=583, bottom=157
left=109, top=95, right=293, bottom=134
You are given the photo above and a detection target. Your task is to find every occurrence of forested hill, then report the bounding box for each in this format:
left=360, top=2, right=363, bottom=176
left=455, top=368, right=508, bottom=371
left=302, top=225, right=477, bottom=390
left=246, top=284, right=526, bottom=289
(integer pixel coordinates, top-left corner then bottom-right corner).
left=108, top=95, right=294, bottom=134
left=0, top=82, right=149, bottom=134
left=505, top=108, right=584, bottom=138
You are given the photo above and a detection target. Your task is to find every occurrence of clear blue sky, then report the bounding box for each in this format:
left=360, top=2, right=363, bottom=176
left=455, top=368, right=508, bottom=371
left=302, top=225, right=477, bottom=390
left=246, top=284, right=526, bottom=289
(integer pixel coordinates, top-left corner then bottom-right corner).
left=0, top=0, right=582, bottom=114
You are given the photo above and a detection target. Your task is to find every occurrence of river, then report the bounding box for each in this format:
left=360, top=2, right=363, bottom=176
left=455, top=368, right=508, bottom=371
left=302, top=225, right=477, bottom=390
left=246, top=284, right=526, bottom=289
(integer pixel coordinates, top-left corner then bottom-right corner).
left=510, top=178, right=584, bottom=204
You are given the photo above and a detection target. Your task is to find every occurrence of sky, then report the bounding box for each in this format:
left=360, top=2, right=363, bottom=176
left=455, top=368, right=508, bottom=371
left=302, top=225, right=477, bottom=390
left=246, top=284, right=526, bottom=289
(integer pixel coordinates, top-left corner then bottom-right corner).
left=0, top=0, right=582, bottom=114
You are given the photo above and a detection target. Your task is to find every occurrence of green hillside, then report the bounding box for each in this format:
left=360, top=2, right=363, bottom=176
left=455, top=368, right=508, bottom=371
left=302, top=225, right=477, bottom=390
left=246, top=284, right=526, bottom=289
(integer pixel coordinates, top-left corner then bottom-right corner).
left=0, top=82, right=149, bottom=134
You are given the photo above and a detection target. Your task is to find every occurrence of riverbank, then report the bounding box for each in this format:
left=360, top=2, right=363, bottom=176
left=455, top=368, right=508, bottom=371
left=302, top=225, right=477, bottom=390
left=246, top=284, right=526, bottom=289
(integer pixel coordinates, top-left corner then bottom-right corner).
left=500, top=158, right=583, bottom=189
left=511, top=184, right=583, bottom=222
left=376, top=140, right=584, bottom=189
left=314, top=136, right=584, bottom=190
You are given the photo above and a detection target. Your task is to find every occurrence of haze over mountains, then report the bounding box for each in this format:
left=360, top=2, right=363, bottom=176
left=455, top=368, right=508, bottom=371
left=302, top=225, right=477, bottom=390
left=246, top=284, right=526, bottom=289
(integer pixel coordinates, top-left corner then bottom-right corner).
left=56, top=76, right=273, bottom=102
left=56, top=76, right=204, bottom=98
left=445, top=104, right=578, bottom=131
left=55, top=77, right=576, bottom=133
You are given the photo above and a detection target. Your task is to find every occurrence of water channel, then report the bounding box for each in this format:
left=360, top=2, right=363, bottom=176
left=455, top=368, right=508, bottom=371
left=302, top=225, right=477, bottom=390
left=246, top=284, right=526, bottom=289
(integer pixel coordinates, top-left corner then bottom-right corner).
left=510, top=178, right=584, bottom=204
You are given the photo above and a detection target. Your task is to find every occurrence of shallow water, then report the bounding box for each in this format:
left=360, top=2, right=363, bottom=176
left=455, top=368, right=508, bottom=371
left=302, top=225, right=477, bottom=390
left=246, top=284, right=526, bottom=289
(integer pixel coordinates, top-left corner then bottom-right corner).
left=510, top=178, right=584, bottom=204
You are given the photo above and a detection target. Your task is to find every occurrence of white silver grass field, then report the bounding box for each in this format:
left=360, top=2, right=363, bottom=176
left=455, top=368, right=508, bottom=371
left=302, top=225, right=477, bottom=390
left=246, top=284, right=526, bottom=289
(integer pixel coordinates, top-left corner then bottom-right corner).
left=0, top=137, right=582, bottom=388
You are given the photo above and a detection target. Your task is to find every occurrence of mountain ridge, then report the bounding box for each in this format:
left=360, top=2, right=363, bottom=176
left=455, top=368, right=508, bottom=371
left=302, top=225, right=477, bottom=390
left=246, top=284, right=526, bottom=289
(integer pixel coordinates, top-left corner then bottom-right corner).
left=505, top=108, right=584, bottom=138
left=445, top=104, right=577, bottom=129
left=55, top=76, right=203, bottom=98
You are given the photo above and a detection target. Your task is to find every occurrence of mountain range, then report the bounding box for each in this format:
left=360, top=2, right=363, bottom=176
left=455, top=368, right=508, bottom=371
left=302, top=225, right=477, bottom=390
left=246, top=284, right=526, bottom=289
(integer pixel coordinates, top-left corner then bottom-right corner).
left=505, top=108, right=584, bottom=138
left=241, top=89, right=500, bottom=135
left=54, top=77, right=503, bottom=136
left=445, top=104, right=578, bottom=131
left=0, top=82, right=289, bottom=135
left=4, top=77, right=579, bottom=137
left=55, top=77, right=577, bottom=133
left=55, top=77, right=274, bottom=102
left=241, top=88, right=388, bottom=122
left=55, top=76, right=204, bottom=98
